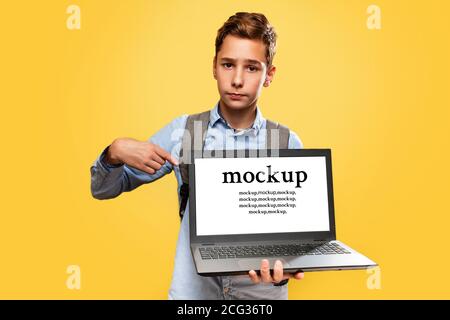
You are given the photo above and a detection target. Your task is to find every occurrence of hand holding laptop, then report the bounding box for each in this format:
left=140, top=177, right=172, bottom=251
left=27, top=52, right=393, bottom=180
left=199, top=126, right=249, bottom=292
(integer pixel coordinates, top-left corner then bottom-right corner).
left=248, top=259, right=304, bottom=284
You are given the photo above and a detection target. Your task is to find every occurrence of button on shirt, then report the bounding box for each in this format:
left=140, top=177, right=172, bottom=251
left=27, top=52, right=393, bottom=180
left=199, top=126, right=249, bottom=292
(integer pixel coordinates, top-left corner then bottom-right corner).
left=90, top=101, right=303, bottom=299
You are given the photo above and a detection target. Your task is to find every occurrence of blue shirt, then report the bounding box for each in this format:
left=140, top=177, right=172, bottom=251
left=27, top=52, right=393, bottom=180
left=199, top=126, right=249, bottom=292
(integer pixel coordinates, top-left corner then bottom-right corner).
left=90, top=101, right=303, bottom=299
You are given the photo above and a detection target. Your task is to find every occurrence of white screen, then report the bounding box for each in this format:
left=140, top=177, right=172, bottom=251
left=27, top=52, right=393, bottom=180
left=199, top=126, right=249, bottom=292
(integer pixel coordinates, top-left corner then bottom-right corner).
left=194, top=156, right=330, bottom=236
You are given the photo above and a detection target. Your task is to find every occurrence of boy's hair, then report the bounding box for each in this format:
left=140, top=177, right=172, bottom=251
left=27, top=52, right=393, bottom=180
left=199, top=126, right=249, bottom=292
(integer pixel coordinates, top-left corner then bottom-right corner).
left=215, top=12, right=277, bottom=67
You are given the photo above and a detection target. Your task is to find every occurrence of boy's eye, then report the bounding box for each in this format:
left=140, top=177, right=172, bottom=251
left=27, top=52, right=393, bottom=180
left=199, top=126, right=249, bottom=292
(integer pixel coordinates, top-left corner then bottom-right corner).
left=221, top=63, right=259, bottom=72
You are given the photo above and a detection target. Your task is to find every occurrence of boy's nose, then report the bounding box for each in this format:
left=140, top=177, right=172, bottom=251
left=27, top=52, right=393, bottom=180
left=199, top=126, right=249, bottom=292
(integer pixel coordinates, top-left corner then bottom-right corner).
left=232, top=69, right=244, bottom=88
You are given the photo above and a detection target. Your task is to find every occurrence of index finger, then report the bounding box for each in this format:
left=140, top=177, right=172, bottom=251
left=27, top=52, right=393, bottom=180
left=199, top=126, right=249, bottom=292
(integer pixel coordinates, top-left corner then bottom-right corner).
left=153, top=145, right=179, bottom=166
left=248, top=270, right=260, bottom=284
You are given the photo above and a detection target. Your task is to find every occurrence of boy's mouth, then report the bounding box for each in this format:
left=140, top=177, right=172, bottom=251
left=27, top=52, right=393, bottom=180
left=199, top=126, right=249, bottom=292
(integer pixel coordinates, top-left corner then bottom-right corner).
left=227, top=92, right=246, bottom=100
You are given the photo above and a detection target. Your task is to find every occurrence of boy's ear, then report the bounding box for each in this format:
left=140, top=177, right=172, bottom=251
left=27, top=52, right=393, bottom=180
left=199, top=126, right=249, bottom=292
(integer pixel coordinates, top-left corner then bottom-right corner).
left=213, top=56, right=217, bottom=79
left=264, top=65, right=276, bottom=87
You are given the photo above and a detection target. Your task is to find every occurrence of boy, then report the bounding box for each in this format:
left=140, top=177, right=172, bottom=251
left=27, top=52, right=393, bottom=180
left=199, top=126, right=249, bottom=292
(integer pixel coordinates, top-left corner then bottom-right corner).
left=90, top=12, right=304, bottom=300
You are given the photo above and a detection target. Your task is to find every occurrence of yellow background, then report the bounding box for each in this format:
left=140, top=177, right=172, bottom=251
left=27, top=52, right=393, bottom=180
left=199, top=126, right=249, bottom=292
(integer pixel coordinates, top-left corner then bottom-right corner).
left=1, top=0, right=449, bottom=299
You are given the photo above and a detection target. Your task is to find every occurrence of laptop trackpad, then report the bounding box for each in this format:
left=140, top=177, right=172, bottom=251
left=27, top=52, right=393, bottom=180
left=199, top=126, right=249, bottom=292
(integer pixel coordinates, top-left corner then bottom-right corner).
left=238, top=258, right=291, bottom=270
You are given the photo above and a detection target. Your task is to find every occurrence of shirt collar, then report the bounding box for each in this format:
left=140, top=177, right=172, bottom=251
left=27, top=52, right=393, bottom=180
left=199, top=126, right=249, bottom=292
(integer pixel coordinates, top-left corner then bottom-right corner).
left=209, top=101, right=264, bottom=132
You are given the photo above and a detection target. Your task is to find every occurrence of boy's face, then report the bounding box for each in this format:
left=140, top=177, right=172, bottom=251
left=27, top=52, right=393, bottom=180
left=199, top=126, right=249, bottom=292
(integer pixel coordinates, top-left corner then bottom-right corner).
left=213, top=35, right=275, bottom=111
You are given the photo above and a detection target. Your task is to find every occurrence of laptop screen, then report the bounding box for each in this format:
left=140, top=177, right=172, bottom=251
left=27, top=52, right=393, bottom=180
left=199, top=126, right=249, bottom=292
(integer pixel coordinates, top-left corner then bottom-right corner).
left=194, top=155, right=331, bottom=236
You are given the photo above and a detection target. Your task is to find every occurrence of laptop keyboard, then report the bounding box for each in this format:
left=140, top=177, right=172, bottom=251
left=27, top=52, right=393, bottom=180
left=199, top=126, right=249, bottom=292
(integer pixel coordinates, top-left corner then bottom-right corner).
left=199, top=243, right=351, bottom=260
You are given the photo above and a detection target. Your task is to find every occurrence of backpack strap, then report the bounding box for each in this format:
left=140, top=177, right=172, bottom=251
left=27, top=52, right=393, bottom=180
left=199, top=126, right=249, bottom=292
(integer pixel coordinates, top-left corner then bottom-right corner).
left=179, top=111, right=210, bottom=220
left=265, top=119, right=290, bottom=149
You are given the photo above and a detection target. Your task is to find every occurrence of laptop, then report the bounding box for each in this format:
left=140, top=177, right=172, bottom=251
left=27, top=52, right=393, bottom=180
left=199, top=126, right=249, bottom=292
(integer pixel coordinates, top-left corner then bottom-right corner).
left=188, top=149, right=377, bottom=276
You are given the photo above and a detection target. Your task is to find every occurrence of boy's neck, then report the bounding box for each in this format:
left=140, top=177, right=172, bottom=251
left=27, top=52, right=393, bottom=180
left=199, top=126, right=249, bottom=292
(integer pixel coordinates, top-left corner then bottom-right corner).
left=218, top=100, right=257, bottom=130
